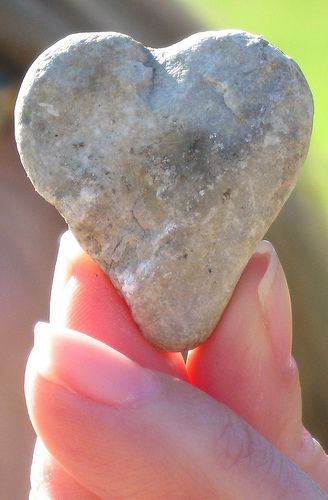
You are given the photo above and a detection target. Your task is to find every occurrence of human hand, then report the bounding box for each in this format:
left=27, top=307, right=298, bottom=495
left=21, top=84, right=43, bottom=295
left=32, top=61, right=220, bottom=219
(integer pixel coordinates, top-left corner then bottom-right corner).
left=25, top=231, right=328, bottom=499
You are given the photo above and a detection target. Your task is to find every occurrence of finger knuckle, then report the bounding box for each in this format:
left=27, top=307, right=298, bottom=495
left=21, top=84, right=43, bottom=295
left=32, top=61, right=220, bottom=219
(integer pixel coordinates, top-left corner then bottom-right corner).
left=211, top=412, right=275, bottom=475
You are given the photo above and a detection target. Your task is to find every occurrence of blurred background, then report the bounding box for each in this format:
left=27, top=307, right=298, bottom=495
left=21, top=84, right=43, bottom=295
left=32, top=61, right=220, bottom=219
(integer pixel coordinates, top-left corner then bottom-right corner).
left=0, top=1, right=327, bottom=498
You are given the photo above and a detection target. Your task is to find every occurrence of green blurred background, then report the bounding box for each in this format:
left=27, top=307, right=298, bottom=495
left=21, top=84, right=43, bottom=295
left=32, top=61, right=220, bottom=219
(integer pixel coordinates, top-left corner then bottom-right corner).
left=180, top=0, right=328, bottom=213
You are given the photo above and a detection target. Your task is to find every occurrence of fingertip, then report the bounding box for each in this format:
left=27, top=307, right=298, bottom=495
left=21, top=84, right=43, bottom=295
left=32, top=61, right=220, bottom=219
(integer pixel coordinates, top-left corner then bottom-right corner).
left=187, top=241, right=299, bottom=445
left=49, top=230, right=188, bottom=381
left=50, top=230, right=91, bottom=322
left=30, top=438, right=97, bottom=500
left=187, top=242, right=271, bottom=376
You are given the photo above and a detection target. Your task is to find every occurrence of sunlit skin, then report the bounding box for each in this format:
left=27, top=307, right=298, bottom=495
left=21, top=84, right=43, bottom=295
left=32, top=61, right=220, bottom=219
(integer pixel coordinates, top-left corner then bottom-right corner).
left=25, top=231, right=328, bottom=499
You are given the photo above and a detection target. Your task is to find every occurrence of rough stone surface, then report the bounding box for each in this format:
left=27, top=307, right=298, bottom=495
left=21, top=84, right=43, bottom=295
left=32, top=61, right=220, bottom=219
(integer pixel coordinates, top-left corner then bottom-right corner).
left=15, top=31, right=313, bottom=351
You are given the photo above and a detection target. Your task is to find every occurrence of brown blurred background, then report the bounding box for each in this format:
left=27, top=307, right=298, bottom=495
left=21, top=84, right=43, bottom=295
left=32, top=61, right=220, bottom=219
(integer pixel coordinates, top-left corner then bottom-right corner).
left=1, top=1, right=327, bottom=498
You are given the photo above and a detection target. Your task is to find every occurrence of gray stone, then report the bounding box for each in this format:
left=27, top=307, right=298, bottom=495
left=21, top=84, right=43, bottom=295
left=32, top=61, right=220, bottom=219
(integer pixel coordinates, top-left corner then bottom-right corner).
left=15, top=30, right=313, bottom=351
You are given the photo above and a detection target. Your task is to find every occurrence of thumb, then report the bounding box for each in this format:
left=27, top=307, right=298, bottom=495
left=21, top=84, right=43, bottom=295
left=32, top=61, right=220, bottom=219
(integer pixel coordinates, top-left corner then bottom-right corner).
left=25, top=322, right=327, bottom=499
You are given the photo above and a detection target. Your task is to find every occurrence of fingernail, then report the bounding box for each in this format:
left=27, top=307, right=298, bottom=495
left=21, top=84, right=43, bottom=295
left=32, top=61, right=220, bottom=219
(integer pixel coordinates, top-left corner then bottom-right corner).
left=50, top=230, right=83, bottom=324
left=256, top=241, right=292, bottom=366
left=293, top=428, right=328, bottom=492
left=33, top=322, right=160, bottom=407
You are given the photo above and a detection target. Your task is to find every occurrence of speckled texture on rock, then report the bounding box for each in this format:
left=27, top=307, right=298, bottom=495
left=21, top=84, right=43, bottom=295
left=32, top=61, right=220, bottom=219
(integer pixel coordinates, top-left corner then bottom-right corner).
left=15, top=30, right=313, bottom=351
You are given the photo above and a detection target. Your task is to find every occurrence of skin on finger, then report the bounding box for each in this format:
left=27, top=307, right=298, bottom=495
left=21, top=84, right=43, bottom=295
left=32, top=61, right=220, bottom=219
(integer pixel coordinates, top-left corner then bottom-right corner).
left=187, top=241, right=328, bottom=491
left=33, top=233, right=328, bottom=494
left=33, top=230, right=187, bottom=498
left=187, top=241, right=301, bottom=445
left=50, top=230, right=187, bottom=380
left=30, top=438, right=98, bottom=500
left=25, top=328, right=327, bottom=500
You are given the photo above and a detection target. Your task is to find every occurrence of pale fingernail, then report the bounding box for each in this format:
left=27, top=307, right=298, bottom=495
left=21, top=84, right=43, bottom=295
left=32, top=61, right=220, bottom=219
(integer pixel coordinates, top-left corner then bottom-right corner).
left=33, top=322, right=160, bottom=407
left=256, top=240, right=293, bottom=366
left=296, top=428, right=328, bottom=492
left=50, top=230, right=83, bottom=323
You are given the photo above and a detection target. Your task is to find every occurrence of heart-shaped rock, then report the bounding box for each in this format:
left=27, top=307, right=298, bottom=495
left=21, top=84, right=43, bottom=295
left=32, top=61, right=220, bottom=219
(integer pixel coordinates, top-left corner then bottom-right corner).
left=15, top=30, right=313, bottom=351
